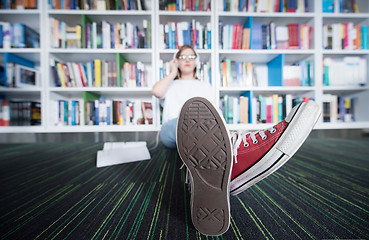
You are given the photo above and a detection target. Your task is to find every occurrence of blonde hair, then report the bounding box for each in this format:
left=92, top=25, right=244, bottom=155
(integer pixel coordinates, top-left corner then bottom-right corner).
left=175, top=45, right=198, bottom=79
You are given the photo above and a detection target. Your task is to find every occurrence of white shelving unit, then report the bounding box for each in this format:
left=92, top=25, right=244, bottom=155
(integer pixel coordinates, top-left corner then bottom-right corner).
left=44, top=2, right=156, bottom=132
left=1, top=0, right=368, bottom=134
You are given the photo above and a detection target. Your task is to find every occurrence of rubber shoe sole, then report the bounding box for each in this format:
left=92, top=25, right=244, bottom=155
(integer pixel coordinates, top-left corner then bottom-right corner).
left=230, top=101, right=321, bottom=195
left=177, top=97, right=233, bottom=236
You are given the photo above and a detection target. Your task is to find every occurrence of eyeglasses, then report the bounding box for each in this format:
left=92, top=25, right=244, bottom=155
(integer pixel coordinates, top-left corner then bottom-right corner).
left=178, top=55, right=197, bottom=60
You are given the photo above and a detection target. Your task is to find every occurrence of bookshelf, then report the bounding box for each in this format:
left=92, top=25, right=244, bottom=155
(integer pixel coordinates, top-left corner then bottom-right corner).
left=0, top=0, right=368, bottom=134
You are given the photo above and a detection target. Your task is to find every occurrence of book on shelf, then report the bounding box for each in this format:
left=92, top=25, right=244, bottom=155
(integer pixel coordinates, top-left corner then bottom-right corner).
left=51, top=56, right=148, bottom=88
left=322, top=94, right=357, bottom=123
left=49, top=0, right=147, bottom=10
left=160, top=0, right=211, bottom=11
left=55, top=93, right=153, bottom=126
left=220, top=59, right=256, bottom=87
left=0, top=22, right=40, bottom=49
left=159, top=21, right=211, bottom=50
left=323, top=23, right=368, bottom=50
left=220, top=93, right=312, bottom=125
left=323, top=57, right=367, bottom=87
left=220, top=56, right=313, bottom=87
left=220, top=0, right=309, bottom=13
left=220, top=17, right=312, bottom=50
left=323, top=0, right=359, bottom=13
left=51, top=16, right=150, bottom=49
left=0, top=100, right=41, bottom=126
left=1, top=0, right=37, bottom=9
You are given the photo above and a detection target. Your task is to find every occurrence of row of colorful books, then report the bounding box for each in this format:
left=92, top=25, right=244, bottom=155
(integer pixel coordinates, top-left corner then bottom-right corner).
left=323, top=57, right=367, bottom=87
left=54, top=92, right=153, bottom=126
left=220, top=93, right=312, bottom=124
left=323, top=24, right=368, bottom=50
left=322, top=94, right=357, bottom=123
left=0, top=22, right=40, bottom=49
left=0, top=100, right=41, bottom=126
left=323, top=0, right=359, bottom=13
left=49, top=0, right=147, bottom=10
left=51, top=17, right=150, bottom=49
left=158, top=21, right=211, bottom=50
left=51, top=56, right=147, bottom=88
left=1, top=0, right=37, bottom=9
left=219, top=19, right=312, bottom=50
left=159, top=59, right=211, bottom=84
left=220, top=58, right=314, bottom=87
left=159, top=0, right=211, bottom=11
left=220, top=0, right=309, bottom=13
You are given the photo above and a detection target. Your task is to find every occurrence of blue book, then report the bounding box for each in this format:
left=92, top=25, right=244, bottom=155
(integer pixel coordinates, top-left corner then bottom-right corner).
left=239, top=0, right=245, bottom=11
left=323, top=0, right=334, bottom=12
left=207, top=26, right=211, bottom=49
left=0, top=25, right=3, bottom=48
left=280, top=0, right=284, bottom=12
left=63, top=101, right=68, bottom=125
left=168, top=24, right=173, bottom=49
left=300, top=60, right=308, bottom=86
left=252, top=23, right=262, bottom=49
left=362, top=26, right=368, bottom=49
left=267, top=54, right=284, bottom=86
left=12, top=23, right=26, bottom=48
left=107, top=100, right=111, bottom=125
left=71, top=100, right=77, bottom=126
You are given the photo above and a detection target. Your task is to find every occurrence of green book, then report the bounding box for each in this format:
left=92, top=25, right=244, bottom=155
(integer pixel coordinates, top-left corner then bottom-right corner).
left=81, top=15, right=92, bottom=49
left=83, top=91, right=100, bottom=125
left=116, top=53, right=128, bottom=87
left=83, top=91, right=100, bottom=102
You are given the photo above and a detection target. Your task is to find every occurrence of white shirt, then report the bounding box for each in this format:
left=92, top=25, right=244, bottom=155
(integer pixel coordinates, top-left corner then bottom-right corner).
left=161, top=79, right=214, bottom=123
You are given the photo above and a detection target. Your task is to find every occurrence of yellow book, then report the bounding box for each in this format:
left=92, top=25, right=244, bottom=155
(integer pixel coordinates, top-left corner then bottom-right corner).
left=94, top=59, right=101, bottom=87
left=344, top=98, right=351, bottom=109
left=76, top=25, right=81, bottom=48
left=56, top=62, right=67, bottom=87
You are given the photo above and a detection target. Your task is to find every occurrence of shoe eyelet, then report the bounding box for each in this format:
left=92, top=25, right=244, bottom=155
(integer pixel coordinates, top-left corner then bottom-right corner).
left=253, top=140, right=258, bottom=144
left=243, top=142, right=249, bottom=148
left=262, top=136, right=267, bottom=140
left=270, top=128, right=276, bottom=134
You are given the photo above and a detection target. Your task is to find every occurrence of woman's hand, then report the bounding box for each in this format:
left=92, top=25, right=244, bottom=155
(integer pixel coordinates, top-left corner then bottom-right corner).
left=169, top=58, right=179, bottom=76
left=152, top=59, right=178, bottom=98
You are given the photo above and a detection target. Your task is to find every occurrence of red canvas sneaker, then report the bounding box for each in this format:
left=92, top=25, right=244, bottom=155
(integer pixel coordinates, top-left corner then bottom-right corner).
left=177, top=97, right=233, bottom=236
left=230, top=100, right=321, bottom=195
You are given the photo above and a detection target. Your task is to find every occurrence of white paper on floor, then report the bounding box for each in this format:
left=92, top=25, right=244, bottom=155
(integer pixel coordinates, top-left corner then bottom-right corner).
left=96, top=141, right=151, bottom=168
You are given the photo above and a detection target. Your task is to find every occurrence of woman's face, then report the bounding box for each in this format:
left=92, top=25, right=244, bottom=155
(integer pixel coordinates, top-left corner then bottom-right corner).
left=177, top=48, right=197, bottom=75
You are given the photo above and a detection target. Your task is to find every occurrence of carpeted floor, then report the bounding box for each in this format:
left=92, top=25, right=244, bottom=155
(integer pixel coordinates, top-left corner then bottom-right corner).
left=0, top=137, right=368, bottom=239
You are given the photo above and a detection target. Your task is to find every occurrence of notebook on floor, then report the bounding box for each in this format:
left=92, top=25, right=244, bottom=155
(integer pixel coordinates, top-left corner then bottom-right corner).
left=96, top=141, right=151, bottom=168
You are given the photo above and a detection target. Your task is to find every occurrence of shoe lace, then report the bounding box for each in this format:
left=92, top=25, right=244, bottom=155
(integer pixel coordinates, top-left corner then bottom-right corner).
left=231, top=127, right=276, bottom=164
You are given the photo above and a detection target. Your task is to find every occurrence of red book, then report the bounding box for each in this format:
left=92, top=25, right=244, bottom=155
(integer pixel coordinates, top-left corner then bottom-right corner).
left=1, top=101, right=10, bottom=126
left=237, top=24, right=243, bottom=49
left=232, top=24, right=238, bottom=49
left=77, top=63, right=88, bottom=87
left=344, top=23, right=349, bottom=49
left=288, top=23, right=300, bottom=49
left=274, top=0, right=280, bottom=12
